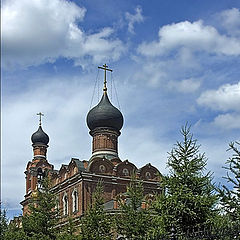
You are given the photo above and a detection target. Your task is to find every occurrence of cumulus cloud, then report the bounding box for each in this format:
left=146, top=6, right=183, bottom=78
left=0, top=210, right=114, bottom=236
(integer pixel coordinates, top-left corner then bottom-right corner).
left=197, top=82, right=240, bottom=112
left=138, top=20, right=240, bottom=57
left=132, top=54, right=202, bottom=92
left=197, top=82, right=240, bottom=130
left=132, top=61, right=167, bottom=87
left=2, top=0, right=126, bottom=69
left=125, top=6, right=144, bottom=34
left=168, top=78, right=201, bottom=93
left=120, top=127, right=170, bottom=174
left=134, top=19, right=240, bottom=91
left=214, top=113, right=240, bottom=130
left=218, top=8, right=240, bottom=37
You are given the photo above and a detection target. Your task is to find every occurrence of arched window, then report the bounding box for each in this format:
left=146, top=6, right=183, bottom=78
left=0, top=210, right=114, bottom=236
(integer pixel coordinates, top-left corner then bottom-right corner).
left=37, top=168, right=44, bottom=189
left=122, top=168, right=129, bottom=176
left=72, top=190, right=78, bottom=213
left=145, top=172, right=151, bottom=180
left=63, top=194, right=68, bottom=215
left=99, top=165, right=106, bottom=173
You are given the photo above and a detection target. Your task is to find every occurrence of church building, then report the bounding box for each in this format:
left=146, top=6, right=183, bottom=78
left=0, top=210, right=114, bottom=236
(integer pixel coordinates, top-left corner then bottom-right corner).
left=20, top=65, right=162, bottom=221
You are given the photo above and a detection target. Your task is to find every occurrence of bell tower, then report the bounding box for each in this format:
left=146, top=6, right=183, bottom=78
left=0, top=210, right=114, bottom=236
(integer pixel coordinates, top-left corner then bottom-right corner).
left=21, top=113, right=53, bottom=215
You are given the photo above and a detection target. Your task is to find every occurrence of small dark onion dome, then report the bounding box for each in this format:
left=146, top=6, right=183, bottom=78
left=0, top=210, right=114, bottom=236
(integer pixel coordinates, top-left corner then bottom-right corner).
left=31, top=126, right=49, bottom=145
left=87, top=92, right=124, bottom=131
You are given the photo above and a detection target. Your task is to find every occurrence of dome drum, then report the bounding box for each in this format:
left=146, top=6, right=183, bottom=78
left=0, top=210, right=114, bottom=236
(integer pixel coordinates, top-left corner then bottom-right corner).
left=91, top=127, right=119, bottom=156
left=89, top=127, right=121, bottom=137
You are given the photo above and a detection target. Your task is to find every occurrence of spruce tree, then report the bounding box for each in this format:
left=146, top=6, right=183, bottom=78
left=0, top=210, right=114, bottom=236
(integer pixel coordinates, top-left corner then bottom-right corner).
left=1, top=206, right=28, bottom=240
left=80, top=182, right=112, bottom=240
left=22, top=177, right=60, bottom=240
left=153, top=125, right=217, bottom=235
left=116, top=175, right=152, bottom=240
left=56, top=217, right=80, bottom=240
left=0, top=208, right=8, bottom=239
left=3, top=220, right=27, bottom=240
left=218, top=141, right=240, bottom=229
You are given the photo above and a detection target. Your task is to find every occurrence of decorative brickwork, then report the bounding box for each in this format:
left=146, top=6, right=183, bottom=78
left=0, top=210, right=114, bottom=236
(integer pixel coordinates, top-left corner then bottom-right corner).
left=90, top=127, right=119, bottom=155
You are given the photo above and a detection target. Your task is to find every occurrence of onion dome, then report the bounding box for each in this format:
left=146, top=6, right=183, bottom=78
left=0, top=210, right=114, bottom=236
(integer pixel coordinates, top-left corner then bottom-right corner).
left=87, top=92, right=124, bottom=131
left=31, top=125, right=49, bottom=145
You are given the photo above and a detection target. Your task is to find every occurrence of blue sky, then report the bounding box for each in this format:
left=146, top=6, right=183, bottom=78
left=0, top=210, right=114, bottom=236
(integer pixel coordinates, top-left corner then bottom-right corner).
left=2, top=0, right=240, bottom=219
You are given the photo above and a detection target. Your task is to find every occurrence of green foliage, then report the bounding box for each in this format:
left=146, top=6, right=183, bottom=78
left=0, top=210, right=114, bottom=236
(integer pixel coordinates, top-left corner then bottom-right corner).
left=0, top=208, right=8, bottom=239
left=116, top=174, right=152, bottom=240
left=56, top=217, right=80, bottom=240
left=152, top=125, right=217, bottom=235
left=1, top=207, right=28, bottom=240
left=80, top=182, right=112, bottom=240
left=22, top=177, right=60, bottom=239
left=218, top=141, right=240, bottom=228
left=3, top=222, right=27, bottom=240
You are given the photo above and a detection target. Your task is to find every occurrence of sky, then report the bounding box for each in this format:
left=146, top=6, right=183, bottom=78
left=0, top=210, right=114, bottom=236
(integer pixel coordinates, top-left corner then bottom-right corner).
left=2, top=0, right=240, bottom=219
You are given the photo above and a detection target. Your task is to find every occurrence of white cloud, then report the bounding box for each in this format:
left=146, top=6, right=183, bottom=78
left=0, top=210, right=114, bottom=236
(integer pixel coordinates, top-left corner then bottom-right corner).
left=2, top=0, right=126, bottom=69
left=218, top=8, right=240, bottom=37
left=214, top=113, right=240, bottom=130
left=132, top=55, right=201, bottom=91
left=132, top=61, right=167, bottom=87
left=138, top=20, right=240, bottom=57
left=197, top=82, right=240, bottom=130
left=125, top=6, right=144, bottom=34
left=197, top=82, right=240, bottom=112
left=168, top=78, right=201, bottom=93
left=119, top=127, right=170, bottom=175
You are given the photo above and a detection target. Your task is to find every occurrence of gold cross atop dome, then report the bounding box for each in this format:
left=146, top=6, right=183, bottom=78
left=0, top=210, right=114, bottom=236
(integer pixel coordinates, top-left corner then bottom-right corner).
left=37, top=112, right=44, bottom=126
left=98, top=64, right=112, bottom=93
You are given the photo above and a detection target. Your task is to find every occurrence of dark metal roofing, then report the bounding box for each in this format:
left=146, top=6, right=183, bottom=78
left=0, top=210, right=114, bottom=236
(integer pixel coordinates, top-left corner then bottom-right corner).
left=86, top=92, right=123, bottom=131
left=31, top=126, right=49, bottom=145
left=71, top=158, right=86, bottom=172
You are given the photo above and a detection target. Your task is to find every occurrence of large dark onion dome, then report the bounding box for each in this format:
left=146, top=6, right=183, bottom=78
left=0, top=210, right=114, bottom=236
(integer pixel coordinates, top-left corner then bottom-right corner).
left=87, top=92, right=124, bottom=131
left=31, top=125, right=49, bottom=145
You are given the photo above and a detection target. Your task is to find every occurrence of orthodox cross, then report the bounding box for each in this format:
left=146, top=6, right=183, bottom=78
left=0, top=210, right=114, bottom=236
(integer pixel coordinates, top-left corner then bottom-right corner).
left=98, top=64, right=112, bottom=92
left=37, top=112, right=44, bottom=126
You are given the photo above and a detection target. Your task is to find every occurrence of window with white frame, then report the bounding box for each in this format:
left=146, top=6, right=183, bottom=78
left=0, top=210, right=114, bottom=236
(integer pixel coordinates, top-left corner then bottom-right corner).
left=72, top=189, right=78, bottom=213
left=63, top=194, right=68, bottom=215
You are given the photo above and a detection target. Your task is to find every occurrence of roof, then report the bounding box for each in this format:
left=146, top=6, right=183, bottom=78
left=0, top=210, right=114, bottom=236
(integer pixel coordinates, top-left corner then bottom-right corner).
left=86, top=92, right=123, bottom=131
left=71, top=158, right=86, bottom=172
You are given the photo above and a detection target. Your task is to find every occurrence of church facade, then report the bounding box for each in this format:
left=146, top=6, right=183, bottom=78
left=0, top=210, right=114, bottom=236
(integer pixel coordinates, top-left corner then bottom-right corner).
left=20, top=65, right=162, bottom=221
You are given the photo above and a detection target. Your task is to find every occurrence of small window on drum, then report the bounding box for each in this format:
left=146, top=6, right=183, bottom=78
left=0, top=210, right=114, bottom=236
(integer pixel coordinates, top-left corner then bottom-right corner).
left=122, top=168, right=129, bottom=176
left=145, top=172, right=151, bottom=180
left=99, top=165, right=106, bottom=173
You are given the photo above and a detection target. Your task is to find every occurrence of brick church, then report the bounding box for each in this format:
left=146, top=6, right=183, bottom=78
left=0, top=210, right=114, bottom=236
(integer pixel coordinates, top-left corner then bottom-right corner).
left=20, top=65, right=162, bottom=221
